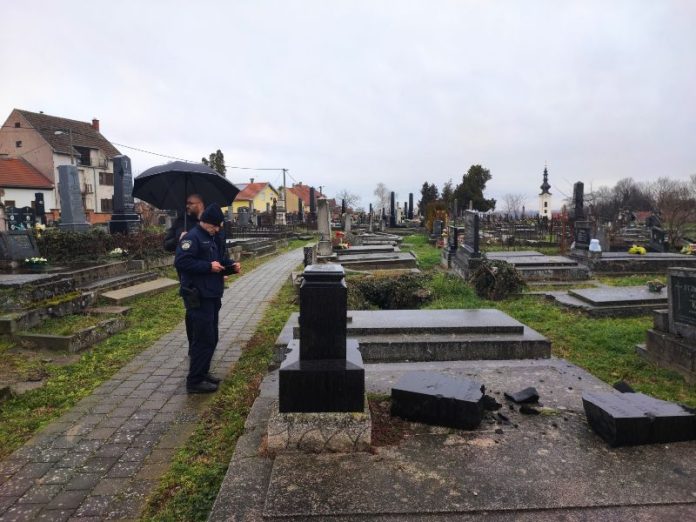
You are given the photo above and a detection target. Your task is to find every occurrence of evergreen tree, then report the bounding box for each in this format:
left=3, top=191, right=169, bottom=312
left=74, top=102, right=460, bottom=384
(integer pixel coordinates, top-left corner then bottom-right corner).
left=202, top=149, right=227, bottom=177
left=418, top=182, right=439, bottom=215
left=454, top=165, right=496, bottom=212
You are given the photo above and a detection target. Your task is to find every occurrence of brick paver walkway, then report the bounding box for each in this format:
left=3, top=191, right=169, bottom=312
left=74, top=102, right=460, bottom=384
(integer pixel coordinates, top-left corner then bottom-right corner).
left=0, top=248, right=303, bottom=521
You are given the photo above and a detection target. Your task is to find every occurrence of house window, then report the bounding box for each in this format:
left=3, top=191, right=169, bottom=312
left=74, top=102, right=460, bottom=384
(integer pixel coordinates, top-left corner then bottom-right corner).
left=14, top=122, right=20, bottom=128
left=101, top=198, right=113, bottom=212
left=75, top=146, right=91, bottom=166
left=99, top=172, right=114, bottom=185
left=15, top=141, right=22, bottom=148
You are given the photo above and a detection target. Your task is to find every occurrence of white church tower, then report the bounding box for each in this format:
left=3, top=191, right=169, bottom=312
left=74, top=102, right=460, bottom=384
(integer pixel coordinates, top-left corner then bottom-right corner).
left=538, top=165, right=552, bottom=219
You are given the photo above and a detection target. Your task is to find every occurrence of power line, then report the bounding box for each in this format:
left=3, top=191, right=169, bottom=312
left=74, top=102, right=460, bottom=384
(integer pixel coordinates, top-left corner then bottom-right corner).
left=111, top=142, right=285, bottom=171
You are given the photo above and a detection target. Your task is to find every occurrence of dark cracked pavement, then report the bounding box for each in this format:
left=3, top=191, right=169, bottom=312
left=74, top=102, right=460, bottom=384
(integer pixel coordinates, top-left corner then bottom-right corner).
left=0, top=247, right=303, bottom=522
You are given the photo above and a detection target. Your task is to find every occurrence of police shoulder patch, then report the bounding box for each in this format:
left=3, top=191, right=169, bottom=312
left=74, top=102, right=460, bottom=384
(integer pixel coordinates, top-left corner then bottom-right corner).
left=181, top=240, right=192, bottom=250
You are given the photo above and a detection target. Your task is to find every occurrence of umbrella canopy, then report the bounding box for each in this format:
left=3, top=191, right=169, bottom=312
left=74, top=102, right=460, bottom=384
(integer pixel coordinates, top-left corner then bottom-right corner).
left=132, top=161, right=240, bottom=210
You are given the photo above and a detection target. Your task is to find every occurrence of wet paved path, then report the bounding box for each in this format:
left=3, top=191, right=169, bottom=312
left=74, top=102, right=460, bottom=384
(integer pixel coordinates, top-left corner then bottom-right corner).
left=0, top=248, right=303, bottom=521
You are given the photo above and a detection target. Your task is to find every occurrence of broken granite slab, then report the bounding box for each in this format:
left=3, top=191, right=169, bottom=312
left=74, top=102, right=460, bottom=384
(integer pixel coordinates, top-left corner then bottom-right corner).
left=391, top=371, right=484, bottom=429
left=582, top=391, right=696, bottom=447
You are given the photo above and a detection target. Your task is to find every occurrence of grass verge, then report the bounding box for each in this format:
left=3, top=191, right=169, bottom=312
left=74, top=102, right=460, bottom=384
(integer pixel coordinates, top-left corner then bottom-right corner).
left=423, top=271, right=695, bottom=407
left=140, top=280, right=298, bottom=521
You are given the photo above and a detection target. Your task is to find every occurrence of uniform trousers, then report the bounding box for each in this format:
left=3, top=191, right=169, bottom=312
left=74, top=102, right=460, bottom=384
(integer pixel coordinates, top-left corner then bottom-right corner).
left=186, top=297, right=221, bottom=387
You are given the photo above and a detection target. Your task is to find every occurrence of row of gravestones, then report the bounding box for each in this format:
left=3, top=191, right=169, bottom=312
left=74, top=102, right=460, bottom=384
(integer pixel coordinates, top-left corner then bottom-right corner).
left=0, top=156, right=141, bottom=263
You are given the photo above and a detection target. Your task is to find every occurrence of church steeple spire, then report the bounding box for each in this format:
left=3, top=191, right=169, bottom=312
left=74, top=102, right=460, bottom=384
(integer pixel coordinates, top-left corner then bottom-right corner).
left=540, top=164, right=551, bottom=195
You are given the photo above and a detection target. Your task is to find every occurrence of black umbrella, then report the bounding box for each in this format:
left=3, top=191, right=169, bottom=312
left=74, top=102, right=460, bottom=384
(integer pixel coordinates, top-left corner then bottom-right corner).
left=132, top=161, right=240, bottom=211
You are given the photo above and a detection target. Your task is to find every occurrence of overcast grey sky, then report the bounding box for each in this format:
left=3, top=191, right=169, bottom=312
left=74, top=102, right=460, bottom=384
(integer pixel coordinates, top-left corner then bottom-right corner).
left=2, top=0, right=695, bottom=210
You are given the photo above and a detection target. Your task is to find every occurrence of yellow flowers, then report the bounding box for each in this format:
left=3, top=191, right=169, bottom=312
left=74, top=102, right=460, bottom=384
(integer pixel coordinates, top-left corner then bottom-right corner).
left=628, top=245, right=647, bottom=255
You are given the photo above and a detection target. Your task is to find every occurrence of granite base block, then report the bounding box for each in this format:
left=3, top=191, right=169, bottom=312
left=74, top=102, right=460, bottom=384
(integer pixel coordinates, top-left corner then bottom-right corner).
left=582, top=391, right=696, bottom=446
left=267, top=398, right=371, bottom=454
left=391, top=371, right=485, bottom=430
left=279, top=339, right=364, bottom=412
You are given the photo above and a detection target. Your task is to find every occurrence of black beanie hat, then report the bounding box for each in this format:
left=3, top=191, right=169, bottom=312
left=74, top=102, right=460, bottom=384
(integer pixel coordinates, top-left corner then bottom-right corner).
left=200, top=203, right=225, bottom=225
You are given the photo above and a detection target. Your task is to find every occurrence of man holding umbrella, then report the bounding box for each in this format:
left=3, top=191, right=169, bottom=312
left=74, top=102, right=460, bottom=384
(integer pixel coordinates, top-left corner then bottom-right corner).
left=175, top=203, right=241, bottom=393
left=163, top=193, right=205, bottom=252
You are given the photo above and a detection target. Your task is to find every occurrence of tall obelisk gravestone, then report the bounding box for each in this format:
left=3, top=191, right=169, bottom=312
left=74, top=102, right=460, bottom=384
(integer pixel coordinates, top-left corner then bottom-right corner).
left=58, top=165, right=90, bottom=231
left=109, top=155, right=141, bottom=235
left=279, top=264, right=365, bottom=412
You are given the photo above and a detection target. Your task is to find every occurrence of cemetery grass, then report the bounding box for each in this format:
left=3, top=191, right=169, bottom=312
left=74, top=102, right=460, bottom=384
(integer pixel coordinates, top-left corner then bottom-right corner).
left=0, top=245, right=305, bottom=459
left=402, top=234, right=442, bottom=269
left=424, top=272, right=696, bottom=407
left=141, top=280, right=298, bottom=522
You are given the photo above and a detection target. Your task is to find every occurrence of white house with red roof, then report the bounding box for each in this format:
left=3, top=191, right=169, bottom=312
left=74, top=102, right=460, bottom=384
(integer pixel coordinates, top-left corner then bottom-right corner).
left=0, top=109, right=121, bottom=223
left=0, top=157, right=54, bottom=209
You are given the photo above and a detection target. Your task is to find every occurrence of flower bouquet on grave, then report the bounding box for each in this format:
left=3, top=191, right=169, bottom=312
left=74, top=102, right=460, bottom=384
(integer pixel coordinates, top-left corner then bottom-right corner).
left=108, top=247, right=129, bottom=258
left=24, top=257, right=48, bottom=270
left=646, top=280, right=665, bottom=293
left=681, top=244, right=696, bottom=256
left=628, top=244, right=647, bottom=255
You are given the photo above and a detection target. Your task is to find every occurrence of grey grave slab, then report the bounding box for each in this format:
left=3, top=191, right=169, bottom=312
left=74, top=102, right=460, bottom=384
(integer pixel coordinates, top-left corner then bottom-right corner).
left=488, top=254, right=578, bottom=267
left=569, top=286, right=667, bottom=307
left=486, top=250, right=544, bottom=258
left=582, top=391, right=696, bottom=446
left=291, top=309, right=524, bottom=337
left=254, top=359, right=696, bottom=520
left=276, top=309, right=550, bottom=363
left=336, top=245, right=398, bottom=255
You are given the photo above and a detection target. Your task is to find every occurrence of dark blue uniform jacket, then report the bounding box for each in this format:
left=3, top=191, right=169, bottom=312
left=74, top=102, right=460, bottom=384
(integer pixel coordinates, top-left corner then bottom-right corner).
left=174, top=225, right=232, bottom=299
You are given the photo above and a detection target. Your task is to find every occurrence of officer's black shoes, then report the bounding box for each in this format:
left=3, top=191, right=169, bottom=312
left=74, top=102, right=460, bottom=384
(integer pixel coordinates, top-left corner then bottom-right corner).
left=186, top=381, right=218, bottom=394
left=203, top=373, right=222, bottom=384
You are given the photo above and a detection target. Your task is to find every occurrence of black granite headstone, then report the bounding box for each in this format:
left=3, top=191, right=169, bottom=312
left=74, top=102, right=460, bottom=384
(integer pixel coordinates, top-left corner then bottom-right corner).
left=34, top=193, right=45, bottom=223
left=649, top=226, right=667, bottom=253
left=572, top=181, right=584, bottom=220
left=5, top=207, right=21, bottom=231
left=432, top=219, right=443, bottom=237
left=109, top=155, right=141, bottom=235
left=309, top=187, right=316, bottom=216
left=582, top=391, right=696, bottom=446
left=462, top=210, right=480, bottom=257
left=574, top=221, right=591, bottom=250
left=408, top=193, right=414, bottom=219
left=279, top=264, right=365, bottom=412
left=18, top=206, right=35, bottom=229
left=0, top=231, right=39, bottom=261
left=58, top=165, right=90, bottom=231
left=671, top=274, right=696, bottom=330
left=389, top=192, right=396, bottom=228
left=391, top=371, right=485, bottom=430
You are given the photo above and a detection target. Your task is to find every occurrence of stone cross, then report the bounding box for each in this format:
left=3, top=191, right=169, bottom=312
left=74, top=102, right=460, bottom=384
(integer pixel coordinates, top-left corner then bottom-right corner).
left=58, top=165, right=89, bottom=231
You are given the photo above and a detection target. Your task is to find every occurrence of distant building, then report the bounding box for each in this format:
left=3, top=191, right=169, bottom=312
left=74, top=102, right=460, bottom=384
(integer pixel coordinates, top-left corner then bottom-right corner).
left=538, top=166, right=552, bottom=219
left=0, top=109, right=121, bottom=224
left=285, top=182, right=324, bottom=216
left=231, top=180, right=279, bottom=213
left=0, top=157, right=54, bottom=210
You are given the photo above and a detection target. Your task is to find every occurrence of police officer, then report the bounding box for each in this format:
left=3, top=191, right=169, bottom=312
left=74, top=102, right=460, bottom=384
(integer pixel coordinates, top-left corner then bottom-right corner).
left=175, top=203, right=241, bottom=393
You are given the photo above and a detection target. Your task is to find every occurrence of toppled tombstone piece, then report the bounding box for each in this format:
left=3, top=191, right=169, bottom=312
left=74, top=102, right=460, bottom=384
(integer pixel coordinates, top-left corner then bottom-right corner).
left=612, top=380, right=635, bottom=393
left=481, top=394, right=502, bottom=411
left=582, top=392, right=696, bottom=447
left=391, top=371, right=485, bottom=430
left=504, top=387, right=539, bottom=404
left=520, top=405, right=541, bottom=415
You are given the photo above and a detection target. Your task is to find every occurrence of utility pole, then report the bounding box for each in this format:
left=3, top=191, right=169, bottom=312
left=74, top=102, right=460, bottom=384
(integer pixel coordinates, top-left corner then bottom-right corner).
left=276, top=168, right=287, bottom=225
